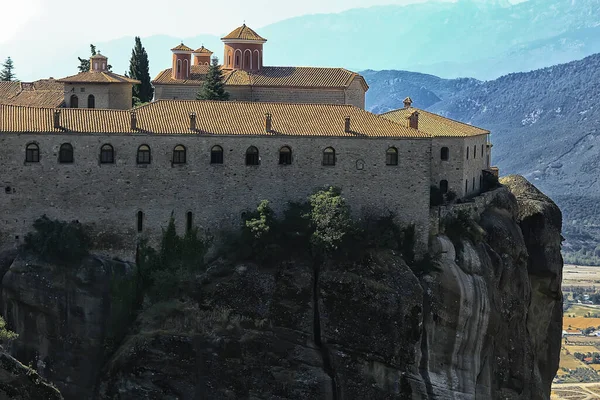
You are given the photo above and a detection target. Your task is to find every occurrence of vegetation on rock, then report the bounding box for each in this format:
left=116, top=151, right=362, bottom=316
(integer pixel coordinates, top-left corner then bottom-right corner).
left=23, top=215, right=90, bottom=265
left=0, top=316, right=18, bottom=343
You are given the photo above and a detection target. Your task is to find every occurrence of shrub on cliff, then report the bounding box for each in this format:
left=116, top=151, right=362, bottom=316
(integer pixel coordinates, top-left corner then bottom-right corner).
left=138, top=216, right=210, bottom=302
left=24, top=215, right=90, bottom=265
left=0, top=316, right=17, bottom=343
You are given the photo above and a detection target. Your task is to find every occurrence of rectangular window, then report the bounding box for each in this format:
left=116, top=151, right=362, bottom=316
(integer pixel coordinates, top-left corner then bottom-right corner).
left=26, top=148, right=39, bottom=163
left=173, top=150, right=186, bottom=164
left=211, top=151, right=223, bottom=164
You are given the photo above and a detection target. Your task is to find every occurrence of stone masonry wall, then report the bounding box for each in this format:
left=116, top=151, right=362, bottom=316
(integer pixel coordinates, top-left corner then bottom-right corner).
left=153, top=84, right=365, bottom=108
left=0, top=134, right=431, bottom=260
left=108, top=84, right=134, bottom=110
left=64, top=84, right=110, bottom=109
left=462, top=134, right=490, bottom=197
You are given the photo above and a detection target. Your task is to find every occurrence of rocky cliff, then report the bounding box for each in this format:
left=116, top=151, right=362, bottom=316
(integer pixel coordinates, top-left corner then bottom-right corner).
left=0, top=175, right=562, bottom=399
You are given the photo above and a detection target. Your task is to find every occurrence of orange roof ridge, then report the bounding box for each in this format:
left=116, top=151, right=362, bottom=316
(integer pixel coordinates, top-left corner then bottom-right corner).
left=171, top=43, right=194, bottom=52
left=57, top=71, right=141, bottom=85
left=222, top=24, right=267, bottom=42
left=193, top=46, right=213, bottom=53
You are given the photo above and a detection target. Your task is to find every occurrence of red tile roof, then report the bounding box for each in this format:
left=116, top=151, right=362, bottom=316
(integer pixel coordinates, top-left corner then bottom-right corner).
left=1, top=101, right=429, bottom=138
left=57, top=71, right=140, bottom=84
left=222, top=24, right=266, bottom=42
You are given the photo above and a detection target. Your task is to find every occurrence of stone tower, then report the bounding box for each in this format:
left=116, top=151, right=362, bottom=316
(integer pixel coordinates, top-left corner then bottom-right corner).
left=171, top=43, right=193, bottom=80
left=221, top=24, right=267, bottom=71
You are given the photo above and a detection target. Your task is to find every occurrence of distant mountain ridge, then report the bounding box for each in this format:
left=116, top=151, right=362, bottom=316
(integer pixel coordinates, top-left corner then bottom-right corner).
left=364, top=53, right=600, bottom=259
left=2, top=0, right=600, bottom=82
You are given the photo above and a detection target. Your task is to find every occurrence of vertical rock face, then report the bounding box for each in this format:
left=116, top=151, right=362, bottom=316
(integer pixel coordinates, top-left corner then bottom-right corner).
left=0, top=175, right=562, bottom=400
left=1, top=255, right=137, bottom=400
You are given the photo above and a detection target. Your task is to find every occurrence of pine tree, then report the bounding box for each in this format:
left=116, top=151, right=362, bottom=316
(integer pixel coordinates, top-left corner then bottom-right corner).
left=196, top=57, right=229, bottom=101
left=77, top=44, right=96, bottom=72
left=128, top=37, right=154, bottom=105
left=0, top=57, right=16, bottom=81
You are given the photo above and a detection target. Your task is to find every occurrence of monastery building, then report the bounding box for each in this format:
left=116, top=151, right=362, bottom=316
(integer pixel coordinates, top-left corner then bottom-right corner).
left=0, top=24, right=493, bottom=259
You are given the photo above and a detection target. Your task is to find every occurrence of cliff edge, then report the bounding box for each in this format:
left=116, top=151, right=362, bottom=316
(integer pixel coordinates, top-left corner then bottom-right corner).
left=0, top=175, right=562, bottom=399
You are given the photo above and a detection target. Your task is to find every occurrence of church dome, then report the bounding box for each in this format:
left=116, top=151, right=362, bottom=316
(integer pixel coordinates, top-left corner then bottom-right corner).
left=222, top=24, right=267, bottom=43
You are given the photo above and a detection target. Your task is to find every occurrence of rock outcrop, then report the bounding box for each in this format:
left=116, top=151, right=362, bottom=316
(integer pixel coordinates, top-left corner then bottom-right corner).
left=0, top=175, right=563, bottom=400
left=0, top=348, right=63, bottom=399
left=1, top=254, right=137, bottom=399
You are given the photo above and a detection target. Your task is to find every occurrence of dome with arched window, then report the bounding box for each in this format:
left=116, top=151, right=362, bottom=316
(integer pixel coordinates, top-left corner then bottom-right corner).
left=221, top=24, right=266, bottom=72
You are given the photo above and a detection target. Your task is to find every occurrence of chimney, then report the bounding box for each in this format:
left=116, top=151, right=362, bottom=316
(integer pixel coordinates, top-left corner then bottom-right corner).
left=189, top=112, right=197, bottom=131
left=53, top=110, right=60, bottom=129
left=130, top=111, right=137, bottom=130
left=265, top=113, right=272, bottom=133
left=408, top=111, right=419, bottom=130
left=403, top=97, right=413, bottom=108
left=344, top=116, right=351, bottom=133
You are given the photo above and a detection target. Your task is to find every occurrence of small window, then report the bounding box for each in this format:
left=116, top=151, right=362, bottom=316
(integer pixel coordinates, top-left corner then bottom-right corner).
left=59, top=143, right=73, bottom=163
left=246, top=146, right=259, bottom=166
left=279, top=146, right=292, bottom=165
left=481, top=144, right=484, bottom=157
left=480, top=175, right=483, bottom=190
left=137, top=211, right=143, bottom=233
left=100, top=144, right=114, bottom=164
left=80, top=87, right=85, bottom=93
left=88, top=94, right=95, bottom=109
left=173, top=145, right=186, bottom=164
left=235, top=54, right=240, bottom=67
left=70, top=95, right=78, bottom=108
left=25, top=143, right=39, bottom=163
left=474, top=145, right=477, bottom=158
left=186, top=211, right=193, bottom=232
left=465, top=180, right=468, bottom=194
left=466, top=146, right=469, bottom=160
left=386, top=147, right=398, bottom=166
left=177, top=59, right=181, bottom=74
left=440, top=180, right=448, bottom=194
left=441, top=147, right=449, bottom=161
left=473, top=177, right=476, bottom=191
left=94, top=62, right=98, bottom=70
left=323, top=147, right=335, bottom=166
left=211, top=145, right=224, bottom=164
left=137, top=145, right=151, bottom=164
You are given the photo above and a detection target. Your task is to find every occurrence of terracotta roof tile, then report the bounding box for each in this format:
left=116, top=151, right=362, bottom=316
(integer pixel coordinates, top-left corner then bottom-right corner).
left=193, top=46, right=213, bottom=54
left=90, top=53, right=108, bottom=59
left=222, top=24, right=266, bottom=42
left=57, top=71, right=140, bottom=84
left=152, top=66, right=368, bottom=90
left=0, top=80, right=64, bottom=108
left=381, top=107, right=489, bottom=137
left=171, top=43, right=194, bottom=52
left=1, top=101, right=429, bottom=138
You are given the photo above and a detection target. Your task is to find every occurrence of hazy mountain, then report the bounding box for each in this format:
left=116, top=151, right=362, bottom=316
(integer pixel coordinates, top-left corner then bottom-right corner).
left=365, top=53, right=600, bottom=257
left=3, top=0, right=600, bottom=82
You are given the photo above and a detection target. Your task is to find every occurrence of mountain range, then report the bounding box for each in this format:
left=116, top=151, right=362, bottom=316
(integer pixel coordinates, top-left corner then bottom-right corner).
left=2, top=0, right=600, bottom=82
left=363, top=53, right=600, bottom=260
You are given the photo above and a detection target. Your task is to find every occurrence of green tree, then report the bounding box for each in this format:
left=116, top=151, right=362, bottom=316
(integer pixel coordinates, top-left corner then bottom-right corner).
left=308, top=187, right=355, bottom=256
left=0, top=317, right=17, bottom=342
left=0, top=57, right=16, bottom=81
left=128, top=37, right=154, bottom=105
left=196, top=57, right=229, bottom=101
left=78, top=44, right=96, bottom=72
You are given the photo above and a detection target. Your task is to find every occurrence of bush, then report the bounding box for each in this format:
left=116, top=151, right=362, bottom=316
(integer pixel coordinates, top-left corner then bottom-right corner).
left=442, top=209, right=483, bottom=248
left=308, top=187, right=357, bottom=257
left=0, top=316, right=17, bottom=343
left=137, top=216, right=210, bottom=302
left=482, top=171, right=501, bottom=192
left=23, top=215, right=91, bottom=265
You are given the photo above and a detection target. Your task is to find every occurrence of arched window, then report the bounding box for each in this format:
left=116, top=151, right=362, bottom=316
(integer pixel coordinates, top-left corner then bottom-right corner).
left=177, top=59, right=181, bottom=74
left=279, top=146, right=292, bottom=165
left=100, top=144, right=114, bottom=164
left=235, top=50, right=242, bottom=68
left=440, top=180, right=448, bottom=194
left=254, top=50, right=260, bottom=69
left=386, top=147, right=398, bottom=166
left=186, top=211, right=193, bottom=232
left=137, top=145, right=151, bottom=164
left=246, top=146, right=259, bottom=165
left=323, top=147, right=335, bottom=166
left=211, top=145, right=224, bottom=164
left=70, top=94, right=79, bottom=108
left=441, top=147, right=449, bottom=161
left=244, top=50, right=251, bottom=69
left=59, top=143, right=73, bottom=163
left=87, top=94, right=95, bottom=109
left=25, top=143, right=39, bottom=162
left=466, top=146, right=469, bottom=160
left=137, top=211, right=144, bottom=233
left=173, top=145, right=186, bottom=164
left=184, top=60, right=189, bottom=78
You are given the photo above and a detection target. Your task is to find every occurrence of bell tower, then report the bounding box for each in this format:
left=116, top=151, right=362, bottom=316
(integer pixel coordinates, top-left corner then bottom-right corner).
left=193, top=46, right=213, bottom=66
left=221, top=24, right=267, bottom=71
left=171, top=43, right=193, bottom=80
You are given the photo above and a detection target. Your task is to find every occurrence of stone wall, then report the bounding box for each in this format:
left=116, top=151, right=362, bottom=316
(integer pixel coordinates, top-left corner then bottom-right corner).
left=107, top=84, right=134, bottom=110
left=153, top=84, right=365, bottom=108
left=63, top=84, right=132, bottom=110
left=431, top=134, right=489, bottom=197
left=0, top=133, right=431, bottom=260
